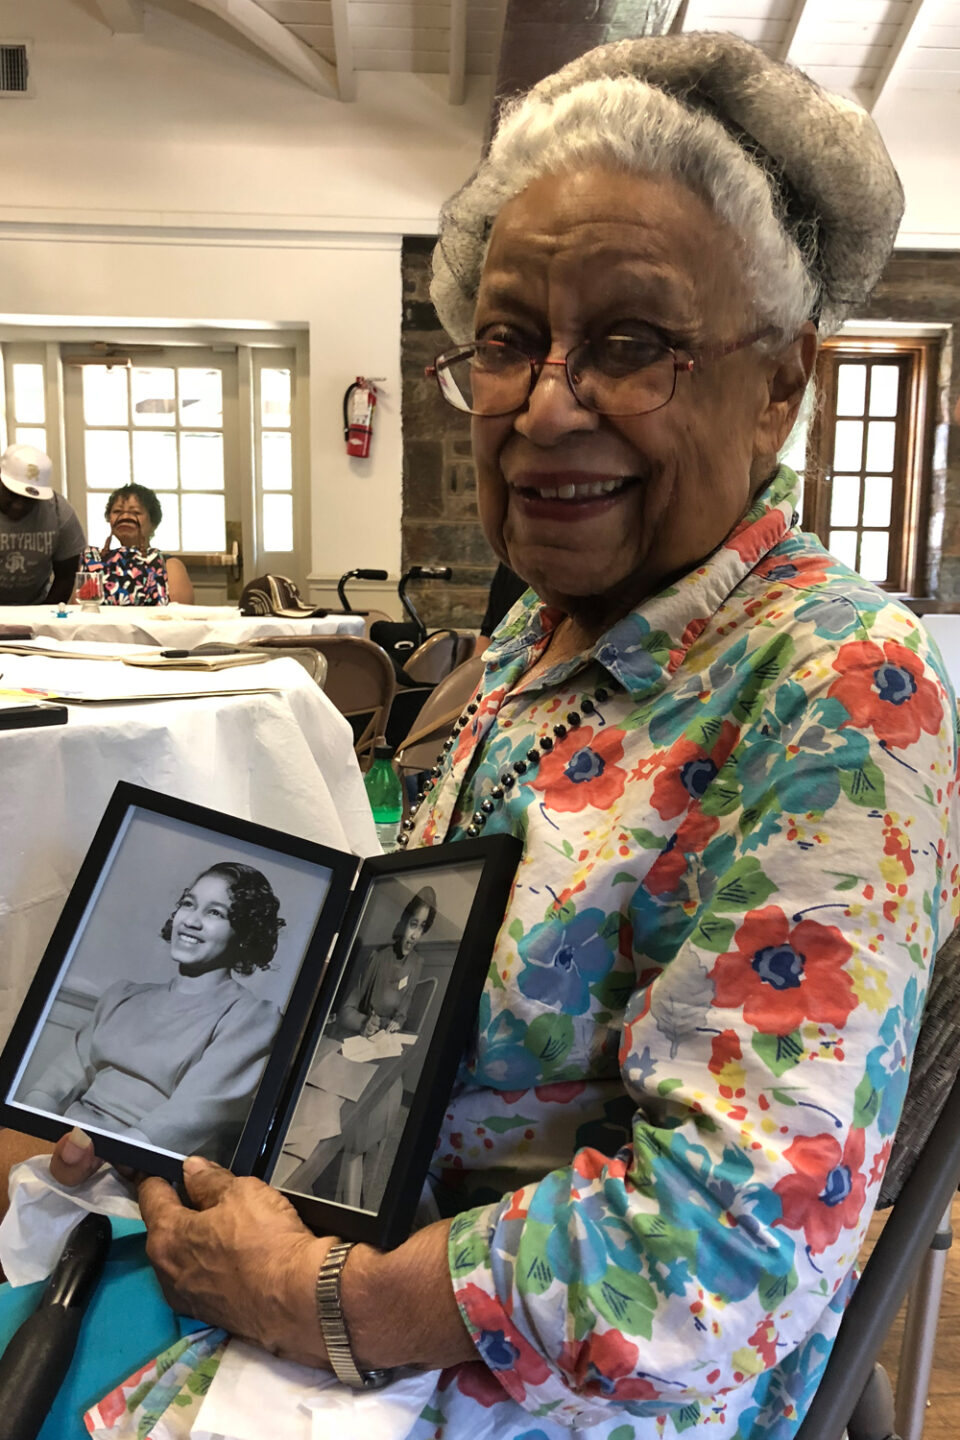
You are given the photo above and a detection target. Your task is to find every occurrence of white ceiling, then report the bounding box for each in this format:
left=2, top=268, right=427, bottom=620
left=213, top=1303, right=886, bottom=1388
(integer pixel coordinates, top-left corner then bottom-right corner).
left=228, top=0, right=960, bottom=111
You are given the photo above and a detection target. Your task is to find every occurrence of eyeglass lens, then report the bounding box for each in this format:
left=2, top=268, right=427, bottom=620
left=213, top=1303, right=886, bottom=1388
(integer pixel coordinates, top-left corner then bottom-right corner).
left=437, top=338, right=678, bottom=418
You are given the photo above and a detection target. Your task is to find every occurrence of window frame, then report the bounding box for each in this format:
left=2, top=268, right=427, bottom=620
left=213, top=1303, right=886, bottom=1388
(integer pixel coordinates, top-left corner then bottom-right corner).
left=802, top=336, right=939, bottom=595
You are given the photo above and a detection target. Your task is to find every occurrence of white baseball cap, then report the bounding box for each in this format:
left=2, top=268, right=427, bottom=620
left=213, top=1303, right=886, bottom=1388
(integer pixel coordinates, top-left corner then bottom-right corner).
left=0, top=443, right=54, bottom=500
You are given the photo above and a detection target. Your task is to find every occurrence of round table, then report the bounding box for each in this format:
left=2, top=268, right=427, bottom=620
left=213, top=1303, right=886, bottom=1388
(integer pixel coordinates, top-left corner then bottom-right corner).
left=0, top=652, right=378, bottom=1049
left=0, top=603, right=364, bottom=650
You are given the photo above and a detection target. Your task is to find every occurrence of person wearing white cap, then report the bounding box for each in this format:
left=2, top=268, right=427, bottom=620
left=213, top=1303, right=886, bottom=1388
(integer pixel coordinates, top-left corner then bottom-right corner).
left=0, top=443, right=85, bottom=605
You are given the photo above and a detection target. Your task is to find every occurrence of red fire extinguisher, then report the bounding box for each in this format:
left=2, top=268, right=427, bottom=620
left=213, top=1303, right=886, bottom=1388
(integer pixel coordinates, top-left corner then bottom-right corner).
left=343, top=377, right=378, bottom=458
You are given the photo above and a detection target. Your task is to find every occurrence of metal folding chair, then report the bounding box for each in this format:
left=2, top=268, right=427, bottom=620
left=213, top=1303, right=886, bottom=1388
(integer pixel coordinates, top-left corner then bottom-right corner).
left=795, top=926, right=960, bottom=1440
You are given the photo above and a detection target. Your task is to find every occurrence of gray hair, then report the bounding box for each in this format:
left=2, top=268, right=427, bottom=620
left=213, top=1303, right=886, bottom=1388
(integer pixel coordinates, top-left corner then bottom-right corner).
left=431, top=32, right=904, bottom=346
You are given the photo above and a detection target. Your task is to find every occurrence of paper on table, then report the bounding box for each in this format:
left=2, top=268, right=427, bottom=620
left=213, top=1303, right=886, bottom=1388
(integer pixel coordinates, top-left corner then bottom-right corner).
left=307, top=1048, right=376, bottom=1102
left=340, top=1032, right=417, bottom=1063
left=280, top=1086, right=343, bottom=1150
left=192, top=1338, right=442, bottom=1440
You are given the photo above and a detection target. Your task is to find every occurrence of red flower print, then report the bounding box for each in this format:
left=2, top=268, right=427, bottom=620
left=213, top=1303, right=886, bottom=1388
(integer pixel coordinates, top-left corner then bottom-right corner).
left=530, top=725, right=627, bottom=814
left=645, top=809, right=720, bottom=896
left=724, top=508, right=789, bottom=565
left=828, top=639, right=943, bottom=749
left=441, top=1360, right=511, bottom=1408
left=774, top=1128, right=866, bottom=1253
left=649, top=722, right=739, bottom=821
left=456, top=1283, right=551, bottom=1402
left=557, top=1329, right=659, bottom=1401
left=452, top=687, right=506, bottom=765
left=753, top=552, right=832, bottom=588
left=711, top=906, right=856, bottom=1034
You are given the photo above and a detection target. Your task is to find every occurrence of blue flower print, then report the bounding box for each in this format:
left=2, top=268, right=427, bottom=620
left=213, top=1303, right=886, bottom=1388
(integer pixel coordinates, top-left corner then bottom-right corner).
left=752, top=941, right=805, bottom=990
left=567, top=747, right=605, bottom=784
left=874, top=661, right=917, bottom=706
left=476, top=1328, right=520, bottom=1370
left=517, top=907, right=615, bottom=1014
left=864, top=976, right=924, bottom=1134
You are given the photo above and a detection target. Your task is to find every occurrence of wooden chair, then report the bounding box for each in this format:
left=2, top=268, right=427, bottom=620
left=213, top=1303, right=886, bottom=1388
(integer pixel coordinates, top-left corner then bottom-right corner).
left=251, top=635, right=395, bottom=765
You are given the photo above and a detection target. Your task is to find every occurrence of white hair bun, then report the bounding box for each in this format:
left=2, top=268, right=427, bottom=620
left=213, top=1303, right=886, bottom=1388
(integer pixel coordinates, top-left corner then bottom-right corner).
left=432, top=31, right=903, bottom=341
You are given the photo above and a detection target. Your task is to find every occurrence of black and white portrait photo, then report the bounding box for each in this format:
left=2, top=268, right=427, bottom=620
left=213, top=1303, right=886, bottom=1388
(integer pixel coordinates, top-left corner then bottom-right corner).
left=269, top=859, right=485, bottom=1216
left=7, top=803, right=335, bottom=1166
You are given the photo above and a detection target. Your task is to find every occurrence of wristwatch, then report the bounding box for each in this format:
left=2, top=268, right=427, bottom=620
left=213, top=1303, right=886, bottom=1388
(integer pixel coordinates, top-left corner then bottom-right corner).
left=315, top=1241, right=397, bottom=1390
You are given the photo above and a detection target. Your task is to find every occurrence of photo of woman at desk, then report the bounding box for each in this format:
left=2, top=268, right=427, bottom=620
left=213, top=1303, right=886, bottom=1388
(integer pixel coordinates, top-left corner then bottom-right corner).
left=272, top=874, right=475, bottom=1214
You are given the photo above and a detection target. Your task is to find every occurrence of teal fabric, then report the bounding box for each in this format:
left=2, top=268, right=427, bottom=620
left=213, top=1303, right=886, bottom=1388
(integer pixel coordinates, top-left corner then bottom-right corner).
left=0, top=1217, right=202, bottom=1439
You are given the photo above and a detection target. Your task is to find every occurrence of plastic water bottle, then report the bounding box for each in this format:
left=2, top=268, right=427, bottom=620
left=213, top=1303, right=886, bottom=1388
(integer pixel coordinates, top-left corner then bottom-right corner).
left=364, top=744, right=403, bottom=853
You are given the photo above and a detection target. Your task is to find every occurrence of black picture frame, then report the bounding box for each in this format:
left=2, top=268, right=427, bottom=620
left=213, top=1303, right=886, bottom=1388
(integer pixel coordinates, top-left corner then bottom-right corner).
left=0, top=783, right=520, bottom=1250
left=254, top=838, right=520, bottom=1250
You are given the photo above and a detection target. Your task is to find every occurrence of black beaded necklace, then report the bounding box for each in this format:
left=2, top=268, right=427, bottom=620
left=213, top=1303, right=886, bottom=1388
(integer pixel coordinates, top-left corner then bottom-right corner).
left=396, top=683, right=612, bottom=846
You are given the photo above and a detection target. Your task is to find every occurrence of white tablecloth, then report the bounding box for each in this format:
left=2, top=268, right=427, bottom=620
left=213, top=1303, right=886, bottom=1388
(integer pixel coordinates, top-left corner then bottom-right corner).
left=0, top=603, right=364, bottom=650
left=0, top=654, right=378, bottom=1047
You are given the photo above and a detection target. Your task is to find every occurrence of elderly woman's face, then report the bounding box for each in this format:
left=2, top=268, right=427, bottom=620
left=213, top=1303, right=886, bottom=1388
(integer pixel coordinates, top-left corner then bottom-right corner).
left=170, top=872, right=234, bottom=974
left=472, top=167, right=798, bottom=621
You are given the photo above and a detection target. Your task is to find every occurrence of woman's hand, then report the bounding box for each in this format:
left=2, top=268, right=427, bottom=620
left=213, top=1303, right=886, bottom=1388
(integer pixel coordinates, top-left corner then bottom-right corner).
left=139, top=1157, right=333, bottom=1367
left=49, top=1127, right=103, bottom=1187
left=362, top=1013, right=381, bottom=1038
left=385, top=1019, right=402, bottom=1034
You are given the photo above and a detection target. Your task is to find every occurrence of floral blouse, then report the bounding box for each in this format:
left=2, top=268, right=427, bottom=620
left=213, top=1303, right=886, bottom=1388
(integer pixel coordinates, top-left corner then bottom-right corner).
left=404, top=466, right=960, bottom=1440
left=79, top=544, right=170, bottom=605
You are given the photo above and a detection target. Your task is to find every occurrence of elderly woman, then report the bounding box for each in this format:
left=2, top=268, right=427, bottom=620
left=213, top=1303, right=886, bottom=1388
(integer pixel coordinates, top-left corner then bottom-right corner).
left=78, top=482, right=194, bottom=604
left=22, top=863, right=285, bottom=1165
left=42, top=32, right=958, bottom=1440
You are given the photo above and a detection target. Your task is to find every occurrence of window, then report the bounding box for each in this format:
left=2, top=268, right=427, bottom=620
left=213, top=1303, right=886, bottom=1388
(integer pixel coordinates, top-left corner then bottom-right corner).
left=802, top=338, right=938, bottom=594
left=69, top=352, right=234, bottom=556
left=0, top=331, right=307, bottom=596
left=255, top=356, right=294, bottom=555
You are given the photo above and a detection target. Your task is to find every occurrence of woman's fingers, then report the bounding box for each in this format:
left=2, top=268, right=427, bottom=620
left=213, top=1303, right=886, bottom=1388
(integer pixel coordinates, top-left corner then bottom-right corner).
left=181, top=1156, right=236, bottom=1210
left=49, top=1127, right=103, bottom=1187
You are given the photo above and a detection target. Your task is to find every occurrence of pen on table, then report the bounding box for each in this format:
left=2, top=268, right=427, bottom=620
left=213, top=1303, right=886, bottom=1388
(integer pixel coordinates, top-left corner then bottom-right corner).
left=160, top=650, right=191, bottom=658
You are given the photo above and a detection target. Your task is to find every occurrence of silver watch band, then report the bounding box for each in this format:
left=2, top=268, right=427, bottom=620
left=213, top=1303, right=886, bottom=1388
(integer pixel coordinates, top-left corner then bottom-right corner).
left=315, top=1240, right=396, bottom=1390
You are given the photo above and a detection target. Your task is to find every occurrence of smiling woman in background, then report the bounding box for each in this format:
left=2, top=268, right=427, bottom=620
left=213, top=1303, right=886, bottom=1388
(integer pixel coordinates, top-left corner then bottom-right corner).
left=78, top=482, right=194, bottom=604
left=22, top=862, right=284, bottom=1163
left=46, top=32, right=960, bottom=1440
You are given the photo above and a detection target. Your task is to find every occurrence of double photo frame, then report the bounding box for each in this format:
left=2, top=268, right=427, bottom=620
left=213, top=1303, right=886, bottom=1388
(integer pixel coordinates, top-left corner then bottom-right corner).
left=0, top=783, right=520, bottom=1250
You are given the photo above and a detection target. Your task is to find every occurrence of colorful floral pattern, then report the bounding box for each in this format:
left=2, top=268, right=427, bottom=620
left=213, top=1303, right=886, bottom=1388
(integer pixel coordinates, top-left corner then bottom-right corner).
left=402, top=466, right=959, bottom=1440
left=79, top=544, right=170, bottom=605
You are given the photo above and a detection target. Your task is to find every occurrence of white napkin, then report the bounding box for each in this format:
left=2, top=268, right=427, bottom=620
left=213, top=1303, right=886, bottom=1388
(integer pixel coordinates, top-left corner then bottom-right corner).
left=0, top=1155, right=140, bottom=1285
left=193, top=1338, right=441, bottom=1440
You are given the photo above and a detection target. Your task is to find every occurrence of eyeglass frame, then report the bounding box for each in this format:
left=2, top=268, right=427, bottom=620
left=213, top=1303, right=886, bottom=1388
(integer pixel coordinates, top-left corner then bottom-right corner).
left=425, top=327, right=776, bottom=419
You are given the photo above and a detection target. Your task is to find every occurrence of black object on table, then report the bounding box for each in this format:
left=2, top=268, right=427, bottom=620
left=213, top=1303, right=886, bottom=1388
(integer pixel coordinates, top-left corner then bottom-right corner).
left=0, top=1211, right=111, bottom=1440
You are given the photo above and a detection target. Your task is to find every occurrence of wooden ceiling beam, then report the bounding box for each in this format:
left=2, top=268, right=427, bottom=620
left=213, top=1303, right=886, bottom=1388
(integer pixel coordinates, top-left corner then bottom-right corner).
left=91, top=0, right=144, bottom=32
left=866, top=0, right=934, bottom=111
left=184, top=0, right=339, bottom=97
left=449, top=0, right=468, bottom=105
left=330, top=0, right=355, bottom=102
left=778, top=0, right=814, bottom=62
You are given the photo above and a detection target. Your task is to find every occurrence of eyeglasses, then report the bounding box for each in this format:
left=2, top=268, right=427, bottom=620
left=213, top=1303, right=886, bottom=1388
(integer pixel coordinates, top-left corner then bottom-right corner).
left=426, top=328, right=772, bottom=419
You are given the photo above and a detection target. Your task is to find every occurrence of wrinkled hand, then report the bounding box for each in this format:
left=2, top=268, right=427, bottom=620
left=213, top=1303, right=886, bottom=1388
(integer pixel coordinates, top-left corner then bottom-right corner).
left=139, top=1158, right=334, bottom=1367
left=362, top=1013, right=381, bottom=1038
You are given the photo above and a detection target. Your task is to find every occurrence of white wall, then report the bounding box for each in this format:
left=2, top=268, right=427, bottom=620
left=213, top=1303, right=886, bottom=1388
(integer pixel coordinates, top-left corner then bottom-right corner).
left=0, top=0, right=490, bottom=587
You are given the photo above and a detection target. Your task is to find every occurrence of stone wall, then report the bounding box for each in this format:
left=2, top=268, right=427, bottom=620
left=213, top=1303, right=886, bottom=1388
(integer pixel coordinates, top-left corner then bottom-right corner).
left=853, top=250, right=959, bottom=600
left=401, top=240, right=960, bottom=625
left=401, top=236, right=493, bottom=630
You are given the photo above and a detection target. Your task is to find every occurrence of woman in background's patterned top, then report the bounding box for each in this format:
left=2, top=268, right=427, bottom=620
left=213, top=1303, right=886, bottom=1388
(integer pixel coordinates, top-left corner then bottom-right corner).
left=79, top=483, right=193, bottom=605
